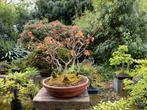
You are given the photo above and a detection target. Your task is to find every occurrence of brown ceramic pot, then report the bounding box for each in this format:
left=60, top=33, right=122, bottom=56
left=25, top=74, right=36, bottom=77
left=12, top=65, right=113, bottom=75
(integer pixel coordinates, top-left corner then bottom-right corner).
left=42, top=75, right=89, bottom=98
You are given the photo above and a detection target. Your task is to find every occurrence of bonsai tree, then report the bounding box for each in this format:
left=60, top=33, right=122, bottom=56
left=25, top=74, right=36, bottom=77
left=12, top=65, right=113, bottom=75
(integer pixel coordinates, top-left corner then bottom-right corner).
left=17, top=20, right=84, bottom=76
left=36, top=30, right=94, bottom=81
left=109, top=45, right=134, bottom=74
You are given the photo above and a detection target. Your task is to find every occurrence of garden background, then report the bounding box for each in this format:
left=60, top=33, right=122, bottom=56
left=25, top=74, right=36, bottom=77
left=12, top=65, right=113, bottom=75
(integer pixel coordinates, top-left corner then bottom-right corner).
left=0, top=0, right=147, bottom=110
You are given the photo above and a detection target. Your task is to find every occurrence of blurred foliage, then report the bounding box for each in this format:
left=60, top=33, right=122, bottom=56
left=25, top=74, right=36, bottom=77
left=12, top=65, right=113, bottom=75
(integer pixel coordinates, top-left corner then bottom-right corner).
left=91, top=98, right=130, bottom=110
left=18, top=20, right=80, bottom=47
left=0, top=38, right=15, bottom=58
left=0, top=61, right=10, bottom=74
left=0, top=1, right=31, bottom=40
left=34, top=0, right=93, bottom=25
left=96, top=63, right=115, bottom=81
left=74, top=0, right=147, bottom=63
left=124, top=59, right=147, bottom=108
left=0, top=46, right=30, bottom=62
left=0, top=2, right=18, bottom=39
left=0, top=72, right=39, bottom=110
left=0, top=1, right=32, bottom=63
left=0, top=37, right=30, bottom=62
left=10, top=52, right=38, bottom=71
left=78, top=61, right=102, bottom=87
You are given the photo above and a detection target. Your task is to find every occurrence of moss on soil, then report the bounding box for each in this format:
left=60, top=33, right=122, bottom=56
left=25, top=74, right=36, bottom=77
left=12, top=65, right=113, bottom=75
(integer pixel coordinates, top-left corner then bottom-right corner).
left=48, top=74, right=86, bottom=87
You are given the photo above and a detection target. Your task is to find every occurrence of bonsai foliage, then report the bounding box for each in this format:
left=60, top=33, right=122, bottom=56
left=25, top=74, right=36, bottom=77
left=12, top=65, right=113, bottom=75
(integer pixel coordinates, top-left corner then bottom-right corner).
left=109, top=45, right=134, bottom=74
left=18, top=20, right=94, bottom=78
left=124, top=59, right=147, bottom=107
left=36, top=30, right=94, bottom=79
left=18, top=20, right=80, bottom=49
left=17, top=20, right=78, bottom=72
left=0, top=72, right=39, bottom=109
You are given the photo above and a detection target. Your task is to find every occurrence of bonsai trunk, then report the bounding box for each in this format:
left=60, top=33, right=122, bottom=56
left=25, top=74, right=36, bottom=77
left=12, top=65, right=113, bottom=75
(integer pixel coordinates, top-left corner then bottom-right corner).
left=121, top=62, right=125, bottom=73
left=63, top=64, right=68, bottom=82
left=71, top=58, right=76, bottom=71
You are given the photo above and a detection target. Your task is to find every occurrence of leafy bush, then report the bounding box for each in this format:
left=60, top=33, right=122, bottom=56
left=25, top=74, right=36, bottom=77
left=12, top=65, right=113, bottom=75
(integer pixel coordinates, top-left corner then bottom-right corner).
left=0, top=2, right=18, bottom=39
left=0, top=1, right=31, bottom=40
left=0, top=46, right=30, bottom=62
left=96, top=64, right=115, bottom=81
left=35, top=0, right=93, bottom=24
left=78, top=61, right=102, bottom=87
left=91, top=98, right=130, bottom=110
left=21, top=67, right=39, bottom=78
left=73, top=0, right=102, bottom=30
left=124, top=59, right=147, bottom=108
left=0, top=72, right=39, bottom=109
left=0, top=37, right=30, bottom=62
left=18, top=20, right=80, bottom=48
left=14, top=3, right=32, bottom=33
left=75, top=0, right=147, bottom=63
left=0, top=38, right=15, bottom=58
left=0, top=61, right=11, bottom=74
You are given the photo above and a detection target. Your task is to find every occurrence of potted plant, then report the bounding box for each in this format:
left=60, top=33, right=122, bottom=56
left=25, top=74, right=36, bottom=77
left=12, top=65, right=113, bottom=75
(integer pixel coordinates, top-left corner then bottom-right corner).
left=109, top=45, right=134, bottom=92
left=110, top=45, right=134, bottom=76
left=18, top=20, right=92, bottom=77
left=40, top=30, right=94, bottom=98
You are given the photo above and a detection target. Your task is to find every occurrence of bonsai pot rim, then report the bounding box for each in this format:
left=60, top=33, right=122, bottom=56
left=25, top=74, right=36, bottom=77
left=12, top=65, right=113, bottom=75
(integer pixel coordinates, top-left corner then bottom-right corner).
left=42, top=75, right=89, bottom=89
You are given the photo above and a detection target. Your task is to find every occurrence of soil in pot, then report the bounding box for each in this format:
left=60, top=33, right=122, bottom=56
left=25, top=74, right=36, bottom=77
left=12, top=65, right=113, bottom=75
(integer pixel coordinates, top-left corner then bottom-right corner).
left=43, top=74, right=89, bottom=98
left=48, top=74, right=86, bottom=87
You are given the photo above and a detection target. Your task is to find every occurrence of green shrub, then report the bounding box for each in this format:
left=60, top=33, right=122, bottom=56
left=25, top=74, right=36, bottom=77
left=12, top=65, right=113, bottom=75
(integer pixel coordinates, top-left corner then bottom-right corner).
left=0, top=72, right=39, bottom=109
left=74, top=0, right=147, bottom=63
left=18, top=20, right=80, bottom=47
left=124, top=59, right=147, bottom=107
left=35, top=0, right=93, bottom=24
left=10, top=52, right=38, bottom=72
left=73, top=0, right=102, bottom=30
left=0, top=46, right=30, bottom=62
left=96, top=64, right=114, bottom=81
left=0, top=38, right=30, bottom=62
left=0, top=2, right=31, bottom=40
left=91, top=99, right=130, bottom=110
left=0, top=2, right=18, bottom=39
left=0, top=38, right=15, bottom=58
left=14, top=4, right=32, bottom=33
left=78, top=61, right=102, bottom=87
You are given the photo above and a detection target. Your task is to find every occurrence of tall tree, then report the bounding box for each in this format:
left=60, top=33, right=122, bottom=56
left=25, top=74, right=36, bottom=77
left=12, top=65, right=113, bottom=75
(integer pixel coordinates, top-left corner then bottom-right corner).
left=35, top=0, right=93, bottom=25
